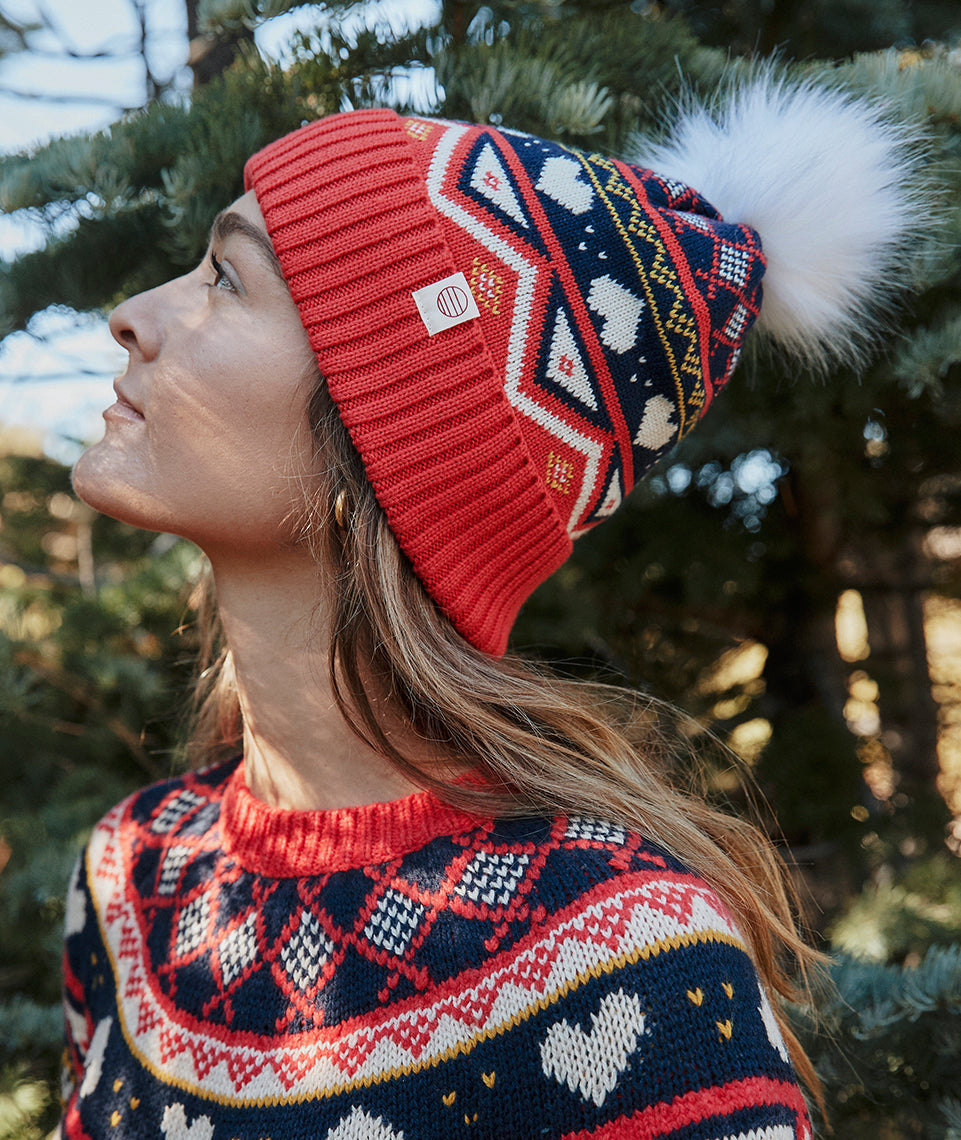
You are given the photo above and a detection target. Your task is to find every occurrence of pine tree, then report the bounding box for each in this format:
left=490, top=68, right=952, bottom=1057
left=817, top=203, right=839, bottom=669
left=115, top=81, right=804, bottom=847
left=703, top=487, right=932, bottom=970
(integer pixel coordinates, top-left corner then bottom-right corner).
left=792, top=943, right=961, bottom=1136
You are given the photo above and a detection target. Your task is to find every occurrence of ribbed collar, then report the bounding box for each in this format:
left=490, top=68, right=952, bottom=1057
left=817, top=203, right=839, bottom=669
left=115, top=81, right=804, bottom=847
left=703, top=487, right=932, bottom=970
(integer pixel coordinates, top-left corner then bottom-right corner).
left=220, top=761, right=484, bottom=877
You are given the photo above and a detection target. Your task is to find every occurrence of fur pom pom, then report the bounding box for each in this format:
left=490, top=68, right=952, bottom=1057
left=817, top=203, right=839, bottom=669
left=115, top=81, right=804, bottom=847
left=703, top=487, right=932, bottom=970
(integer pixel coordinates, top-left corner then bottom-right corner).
left=635, top=74, right=925, bottom=369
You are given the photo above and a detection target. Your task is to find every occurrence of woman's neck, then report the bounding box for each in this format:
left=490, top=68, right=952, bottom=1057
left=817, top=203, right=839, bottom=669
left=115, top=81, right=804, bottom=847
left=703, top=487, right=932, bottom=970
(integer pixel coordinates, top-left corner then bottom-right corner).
left=209, top=547, right=422, bottom=812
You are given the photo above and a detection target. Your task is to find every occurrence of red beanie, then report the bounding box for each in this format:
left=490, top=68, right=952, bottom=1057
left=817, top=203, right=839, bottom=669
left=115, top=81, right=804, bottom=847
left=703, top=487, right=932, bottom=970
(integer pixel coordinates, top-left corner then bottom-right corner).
left=244, top=108, right=764, bottom=654
left=244, top=91, right=917, bottom=655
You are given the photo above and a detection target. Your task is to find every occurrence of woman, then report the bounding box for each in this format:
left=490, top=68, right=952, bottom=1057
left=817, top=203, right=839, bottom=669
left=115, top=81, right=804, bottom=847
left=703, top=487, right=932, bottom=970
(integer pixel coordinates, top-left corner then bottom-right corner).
left=61, top=78, right=917, bottom=1139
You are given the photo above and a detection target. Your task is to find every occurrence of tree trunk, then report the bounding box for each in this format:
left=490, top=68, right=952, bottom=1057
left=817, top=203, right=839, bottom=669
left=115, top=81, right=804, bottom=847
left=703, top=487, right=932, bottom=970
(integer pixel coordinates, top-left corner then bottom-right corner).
left=183, top=0, right=255, bottom=88
left=853, top=526, right=949, bottom=852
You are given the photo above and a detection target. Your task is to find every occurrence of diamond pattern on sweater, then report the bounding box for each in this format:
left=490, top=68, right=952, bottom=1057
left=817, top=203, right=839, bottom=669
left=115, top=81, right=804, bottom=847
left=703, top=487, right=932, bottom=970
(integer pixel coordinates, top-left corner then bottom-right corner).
left=158, top=845, right=192, bottom=895
left=219, top=912, right=258, bottom=987
left=174, top=894, right=211, bottom=958
left=282, top=910, right=334, bottom=991
left=68, top=763, right=812, bottom=1137
left=454, top=850, right=531, bottom=908
left=151, top=789, right=204, bottom=834
left=362, top=889, right=426, bottom=957
left=565, top=818, right=627, bottom=846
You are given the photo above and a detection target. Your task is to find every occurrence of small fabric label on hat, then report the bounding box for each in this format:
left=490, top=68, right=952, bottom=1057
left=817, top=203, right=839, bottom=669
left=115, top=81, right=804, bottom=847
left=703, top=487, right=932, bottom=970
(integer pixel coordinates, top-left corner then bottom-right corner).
left=412, top=272, right=481, bottom=336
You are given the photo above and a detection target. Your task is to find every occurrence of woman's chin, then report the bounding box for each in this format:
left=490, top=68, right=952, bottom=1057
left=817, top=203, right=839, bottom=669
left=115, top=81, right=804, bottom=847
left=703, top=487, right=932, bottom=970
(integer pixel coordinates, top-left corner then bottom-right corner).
left=71, top=443, right=162, bottom=533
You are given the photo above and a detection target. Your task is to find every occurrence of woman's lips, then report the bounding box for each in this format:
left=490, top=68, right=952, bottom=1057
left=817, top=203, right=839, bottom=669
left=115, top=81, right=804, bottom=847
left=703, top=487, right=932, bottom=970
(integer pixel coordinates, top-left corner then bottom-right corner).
left=105, top=381, right=145, bottom=422
left=103, top=394, right=145, bottom=422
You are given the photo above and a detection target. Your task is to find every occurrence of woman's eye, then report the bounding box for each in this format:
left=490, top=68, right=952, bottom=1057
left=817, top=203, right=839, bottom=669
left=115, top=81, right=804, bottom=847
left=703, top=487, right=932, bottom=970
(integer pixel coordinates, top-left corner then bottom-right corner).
left=209, top=252, right=235, bottom=292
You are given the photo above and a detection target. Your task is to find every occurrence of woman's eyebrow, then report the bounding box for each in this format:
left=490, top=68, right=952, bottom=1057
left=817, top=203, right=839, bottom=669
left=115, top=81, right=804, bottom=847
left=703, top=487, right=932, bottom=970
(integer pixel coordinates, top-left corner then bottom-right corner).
left=209, top=209, right=284, bottom=280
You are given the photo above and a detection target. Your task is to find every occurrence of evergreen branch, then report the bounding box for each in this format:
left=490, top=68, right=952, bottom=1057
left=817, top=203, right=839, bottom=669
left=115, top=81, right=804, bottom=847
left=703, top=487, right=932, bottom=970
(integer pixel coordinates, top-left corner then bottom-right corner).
left=0, top=996, right=61, bottom=1058
left=892, top=312, right=961, bottom=398
left=826, top=944, right=961, bottom=1035
left=0, top=203, right=170, bottom=338
left=13, top=648, right=164, bottom=779
left=942, top=1096, right=961, bottom=1134
left=0, top=52, right=332, bottom=336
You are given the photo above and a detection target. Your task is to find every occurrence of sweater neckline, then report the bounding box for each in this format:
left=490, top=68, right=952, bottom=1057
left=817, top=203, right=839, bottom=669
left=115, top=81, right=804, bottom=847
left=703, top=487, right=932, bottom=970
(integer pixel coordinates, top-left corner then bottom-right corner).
left=220, top=761, right=484, bottom=876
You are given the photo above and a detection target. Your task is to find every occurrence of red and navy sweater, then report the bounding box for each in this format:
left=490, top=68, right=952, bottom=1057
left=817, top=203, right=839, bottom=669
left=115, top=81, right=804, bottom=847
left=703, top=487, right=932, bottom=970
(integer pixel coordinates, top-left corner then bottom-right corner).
left=60, top=758, right=811, bottom=1138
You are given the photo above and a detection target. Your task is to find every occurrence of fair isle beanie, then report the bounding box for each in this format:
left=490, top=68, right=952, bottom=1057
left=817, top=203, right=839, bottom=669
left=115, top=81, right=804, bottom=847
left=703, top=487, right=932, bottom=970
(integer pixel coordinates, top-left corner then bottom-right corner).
left=244, top=78, right=918, bottom=655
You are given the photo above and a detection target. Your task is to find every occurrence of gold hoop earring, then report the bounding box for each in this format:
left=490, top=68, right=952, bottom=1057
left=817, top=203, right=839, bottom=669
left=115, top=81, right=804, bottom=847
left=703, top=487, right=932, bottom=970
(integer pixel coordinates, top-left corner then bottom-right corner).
left=334, top=488, right=350, bottom=530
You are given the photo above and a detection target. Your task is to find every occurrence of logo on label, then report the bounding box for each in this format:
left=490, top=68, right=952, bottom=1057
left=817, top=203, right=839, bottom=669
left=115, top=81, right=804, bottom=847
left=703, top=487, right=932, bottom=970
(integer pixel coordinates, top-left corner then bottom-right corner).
left=437, top=285, right=470, bottom=318
left=412, top=272, right=481, bottom=336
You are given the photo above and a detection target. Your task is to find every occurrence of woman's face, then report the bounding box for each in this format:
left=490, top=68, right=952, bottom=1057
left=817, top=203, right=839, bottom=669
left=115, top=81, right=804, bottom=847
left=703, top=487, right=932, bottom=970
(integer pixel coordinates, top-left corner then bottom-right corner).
left=72, top=190, right=318, bottom=556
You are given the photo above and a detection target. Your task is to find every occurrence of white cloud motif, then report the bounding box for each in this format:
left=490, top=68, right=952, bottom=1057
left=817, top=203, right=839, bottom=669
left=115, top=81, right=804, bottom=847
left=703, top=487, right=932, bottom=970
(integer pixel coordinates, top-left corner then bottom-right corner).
left=586, top=275, right=645, bottom=354
left=634, top=395, right=677, bottom=451
left=536, top=155, right=594, bottom=215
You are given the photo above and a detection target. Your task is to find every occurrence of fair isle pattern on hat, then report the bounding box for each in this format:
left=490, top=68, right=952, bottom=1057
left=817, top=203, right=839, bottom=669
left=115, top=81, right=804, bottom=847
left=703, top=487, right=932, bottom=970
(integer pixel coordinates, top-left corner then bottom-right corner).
left=244, top=110, right=765, bottom=654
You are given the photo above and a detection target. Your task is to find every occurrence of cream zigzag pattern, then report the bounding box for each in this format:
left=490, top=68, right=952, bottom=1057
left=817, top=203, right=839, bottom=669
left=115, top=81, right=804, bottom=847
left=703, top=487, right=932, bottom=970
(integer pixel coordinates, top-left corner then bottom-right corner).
left=425, top=123, right=605, bottom=537
left=85, top=806, right=744, bottom=1107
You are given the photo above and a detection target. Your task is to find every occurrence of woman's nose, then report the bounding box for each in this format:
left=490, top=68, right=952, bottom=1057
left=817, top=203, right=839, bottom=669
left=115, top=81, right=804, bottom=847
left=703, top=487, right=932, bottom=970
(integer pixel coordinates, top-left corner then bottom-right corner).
left=108, top=285, right=165, bottom=362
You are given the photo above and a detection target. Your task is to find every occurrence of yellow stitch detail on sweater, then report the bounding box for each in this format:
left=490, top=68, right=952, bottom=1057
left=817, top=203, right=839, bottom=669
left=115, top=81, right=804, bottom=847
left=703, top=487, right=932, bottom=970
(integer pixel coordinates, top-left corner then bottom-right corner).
left=92, top=833, right=745, bottom=1110
left=102, top=925, right=747, bottom=1106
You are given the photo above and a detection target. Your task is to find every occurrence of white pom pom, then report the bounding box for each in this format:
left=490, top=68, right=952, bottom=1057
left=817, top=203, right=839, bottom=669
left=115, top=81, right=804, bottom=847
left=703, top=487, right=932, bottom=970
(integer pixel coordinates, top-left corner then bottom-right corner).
left=635, top=73, right=924, bottom=370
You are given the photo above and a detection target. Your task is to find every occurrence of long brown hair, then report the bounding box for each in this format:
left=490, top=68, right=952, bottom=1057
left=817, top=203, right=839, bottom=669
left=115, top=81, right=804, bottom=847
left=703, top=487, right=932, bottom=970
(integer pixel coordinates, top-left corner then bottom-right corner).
left=188, top=375, right=824, bottom=1107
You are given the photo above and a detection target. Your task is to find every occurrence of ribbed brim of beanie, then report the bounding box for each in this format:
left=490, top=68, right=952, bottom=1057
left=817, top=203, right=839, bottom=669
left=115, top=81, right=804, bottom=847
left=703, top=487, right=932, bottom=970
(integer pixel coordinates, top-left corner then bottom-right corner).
left=245, top=110, right=571, bottom=655
left=245, top=109, right=764, bottom=655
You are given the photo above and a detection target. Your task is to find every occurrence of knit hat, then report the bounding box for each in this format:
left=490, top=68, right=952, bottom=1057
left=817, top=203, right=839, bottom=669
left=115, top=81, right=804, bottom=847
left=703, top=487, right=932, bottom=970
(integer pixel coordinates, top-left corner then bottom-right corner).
left=244, top=79, right=918, bottom=655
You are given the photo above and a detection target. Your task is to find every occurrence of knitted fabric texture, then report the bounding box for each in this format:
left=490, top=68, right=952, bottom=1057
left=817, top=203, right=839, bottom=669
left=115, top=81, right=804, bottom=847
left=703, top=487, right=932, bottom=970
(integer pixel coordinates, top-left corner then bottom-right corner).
left=60, top=761, right=811, bottom=1139
left=244, top=110, right=765, bottom=654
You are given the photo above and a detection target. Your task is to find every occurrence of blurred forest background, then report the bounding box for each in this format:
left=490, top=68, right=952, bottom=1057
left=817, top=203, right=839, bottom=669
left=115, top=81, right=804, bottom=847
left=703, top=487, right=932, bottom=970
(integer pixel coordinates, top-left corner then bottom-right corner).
left=1, top=0, right=961, bottom=1136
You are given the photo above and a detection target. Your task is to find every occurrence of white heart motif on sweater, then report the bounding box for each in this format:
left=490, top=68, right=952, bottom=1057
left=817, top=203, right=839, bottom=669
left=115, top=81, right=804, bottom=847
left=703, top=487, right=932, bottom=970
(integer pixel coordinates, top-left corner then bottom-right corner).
left=160, top=1103, right=214, bottom=1140
left=324, top=1106, right=405, bottom=1140
left=540, top=989, right=646, bottom=1106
